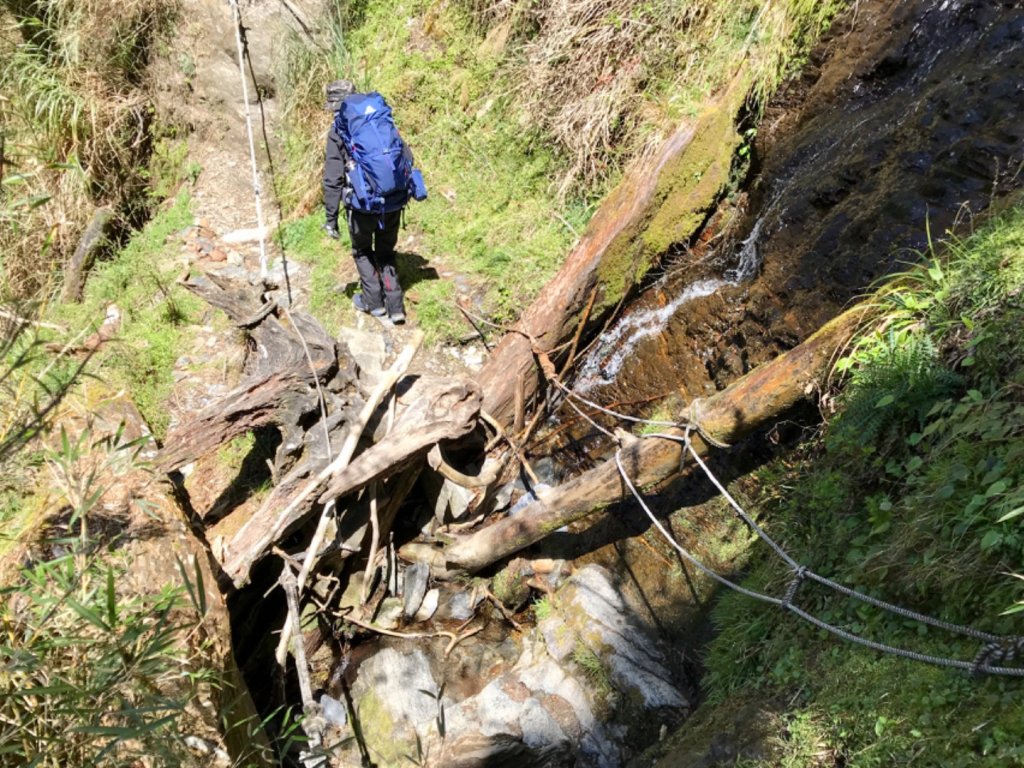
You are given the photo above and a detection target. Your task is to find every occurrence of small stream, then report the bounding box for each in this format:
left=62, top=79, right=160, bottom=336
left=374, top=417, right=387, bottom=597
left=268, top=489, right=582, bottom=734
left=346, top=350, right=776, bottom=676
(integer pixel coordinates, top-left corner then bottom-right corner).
left=574, top=216, right=767, bottom=393
left=570, top=0, right=1024, bottom=418
left=223, top=1, right=1024, bottom=765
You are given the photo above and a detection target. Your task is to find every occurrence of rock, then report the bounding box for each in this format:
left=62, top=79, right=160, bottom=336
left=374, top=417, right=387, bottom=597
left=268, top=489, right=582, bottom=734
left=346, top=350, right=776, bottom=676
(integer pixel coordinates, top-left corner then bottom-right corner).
left=507, top=483, right=552, bottom=516
left=442, top=589, right=480, bottom=621
left=422, top=470, right=477, bottom=522
left=336, top=565, right=687, bottom=767
left=541, top=565, right=688, bottom=711
left=222, top=226, right=272, bottom=244
left=319, top=694, right=348, bottom=728
left=375, top=597, right=404, bottom=630
left=337, top=326, right=386, bottom=386
left=415, top=588, right=440, bottom=622
left=403, top=562, right=430, bottom=619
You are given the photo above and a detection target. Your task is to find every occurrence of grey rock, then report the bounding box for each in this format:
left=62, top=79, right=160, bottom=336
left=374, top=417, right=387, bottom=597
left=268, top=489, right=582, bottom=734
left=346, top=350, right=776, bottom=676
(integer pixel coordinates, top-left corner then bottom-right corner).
left=374, top=597, right=403, bottom=630
left=403, top=562, right=430, bottom=619
left=415, top=588, right=439, bottom=622
left=319, top=694, right=348, bottom=727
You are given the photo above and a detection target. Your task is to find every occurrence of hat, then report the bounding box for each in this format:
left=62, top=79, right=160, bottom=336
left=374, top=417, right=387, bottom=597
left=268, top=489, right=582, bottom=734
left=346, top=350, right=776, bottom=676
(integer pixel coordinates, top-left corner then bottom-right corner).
left=324, top=79, right=355, bottom=112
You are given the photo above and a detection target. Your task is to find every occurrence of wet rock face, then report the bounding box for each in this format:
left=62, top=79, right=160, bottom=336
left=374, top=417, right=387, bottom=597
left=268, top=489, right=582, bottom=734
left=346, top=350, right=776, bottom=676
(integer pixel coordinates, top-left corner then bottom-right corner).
left=577, top=0, right=1024, bottom=408
left=328, top=566, right=688, bottom=767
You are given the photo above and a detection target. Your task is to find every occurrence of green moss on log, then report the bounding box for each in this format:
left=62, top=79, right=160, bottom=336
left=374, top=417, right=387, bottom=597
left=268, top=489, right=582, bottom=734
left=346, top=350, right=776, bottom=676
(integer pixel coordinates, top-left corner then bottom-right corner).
left=593, top=72, right=751, bottom=317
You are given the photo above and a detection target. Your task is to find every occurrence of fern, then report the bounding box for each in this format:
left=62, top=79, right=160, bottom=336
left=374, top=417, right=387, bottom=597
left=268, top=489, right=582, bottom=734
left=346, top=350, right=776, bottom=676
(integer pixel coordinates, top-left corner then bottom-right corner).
left=834, top=328, right=960, bottom=446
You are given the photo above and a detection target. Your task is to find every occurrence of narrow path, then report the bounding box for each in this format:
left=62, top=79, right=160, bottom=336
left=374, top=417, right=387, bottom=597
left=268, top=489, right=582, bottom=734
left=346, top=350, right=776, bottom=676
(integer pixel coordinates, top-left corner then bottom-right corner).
left=161, top=0, right=482, bottom=386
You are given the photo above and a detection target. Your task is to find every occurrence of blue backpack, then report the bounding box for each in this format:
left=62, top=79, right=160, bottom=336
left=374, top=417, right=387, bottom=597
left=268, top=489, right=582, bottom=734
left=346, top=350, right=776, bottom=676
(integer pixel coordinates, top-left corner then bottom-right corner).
left=334, top=92, right=427, bottom=216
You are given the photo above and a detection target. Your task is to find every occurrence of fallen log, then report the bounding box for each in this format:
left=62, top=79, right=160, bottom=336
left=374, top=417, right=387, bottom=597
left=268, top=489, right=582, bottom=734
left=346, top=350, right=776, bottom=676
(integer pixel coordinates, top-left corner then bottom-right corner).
left=404, top=303, right=870, bottom=573
left=475, top=69, right=751, bottom=428
left=62, top=206, right=114, bottom=302
left=221, top=375, right=482, bottom=586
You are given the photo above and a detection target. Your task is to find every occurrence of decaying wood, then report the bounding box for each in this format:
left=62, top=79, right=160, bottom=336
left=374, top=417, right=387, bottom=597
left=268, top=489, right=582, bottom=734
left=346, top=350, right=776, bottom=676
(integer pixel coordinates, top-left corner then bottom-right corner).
left=427, top=444, right=504, bottom=489
left=275, top=334, right=423, bottom=663
left=406, top=303, right=870, bottom=573
left=157, top=274, right=348, bottom=473
left=475, top=71, right=751, bottom=427
left=221, top=375, right=481, bottom=587
left=221, top=335, right=423, bottom=586
left=63, top=206, right=114, bottom=302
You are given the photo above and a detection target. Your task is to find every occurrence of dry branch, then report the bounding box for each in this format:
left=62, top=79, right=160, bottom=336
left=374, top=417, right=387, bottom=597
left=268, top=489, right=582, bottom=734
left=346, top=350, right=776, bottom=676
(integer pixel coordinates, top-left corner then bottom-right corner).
left=221, top=334, right=424, bottom=586
left=222, top=375, right=481, bottom=587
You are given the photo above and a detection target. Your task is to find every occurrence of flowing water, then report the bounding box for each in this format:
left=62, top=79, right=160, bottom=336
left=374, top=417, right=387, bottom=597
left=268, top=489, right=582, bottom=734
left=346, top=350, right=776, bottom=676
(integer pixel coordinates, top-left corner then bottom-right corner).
left=569, top=0, right=1024, bottom=418
left=574, top=217, right=767, bottom=393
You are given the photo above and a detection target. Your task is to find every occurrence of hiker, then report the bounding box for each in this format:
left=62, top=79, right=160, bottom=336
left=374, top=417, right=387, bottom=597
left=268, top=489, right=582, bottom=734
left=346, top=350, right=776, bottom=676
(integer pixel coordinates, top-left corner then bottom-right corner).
left=322, top=79, right=426, bottom=325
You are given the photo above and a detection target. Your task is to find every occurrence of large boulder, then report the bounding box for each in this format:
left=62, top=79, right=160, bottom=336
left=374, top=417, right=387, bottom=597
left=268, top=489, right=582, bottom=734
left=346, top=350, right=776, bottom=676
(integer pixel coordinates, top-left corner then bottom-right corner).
left=327, top=565, right=689, bottom=766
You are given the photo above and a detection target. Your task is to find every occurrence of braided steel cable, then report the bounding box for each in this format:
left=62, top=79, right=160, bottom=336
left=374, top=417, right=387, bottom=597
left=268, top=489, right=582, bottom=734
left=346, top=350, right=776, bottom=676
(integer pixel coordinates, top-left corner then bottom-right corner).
left=558, top=390, right=1013, bottom=645
left=614, top=450, right=783, bottom=607
left=648, top=430, right=1009, bottom=643
left=614, top=446, right=1024, bottom=677
left=644, top=431, right=800, bottom=569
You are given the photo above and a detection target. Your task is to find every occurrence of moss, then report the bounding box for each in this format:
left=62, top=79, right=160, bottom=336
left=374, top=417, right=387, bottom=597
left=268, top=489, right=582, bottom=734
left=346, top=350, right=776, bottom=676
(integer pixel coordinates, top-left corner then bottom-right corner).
left=355, top=688, right=408, bottom=766
left=592, top=71, right=751, bottom=318
left=636, top=696, right=783, bottom=767
left=491, top=564, right=531, bottom=609
left=642, top=73, right=751, bottom=256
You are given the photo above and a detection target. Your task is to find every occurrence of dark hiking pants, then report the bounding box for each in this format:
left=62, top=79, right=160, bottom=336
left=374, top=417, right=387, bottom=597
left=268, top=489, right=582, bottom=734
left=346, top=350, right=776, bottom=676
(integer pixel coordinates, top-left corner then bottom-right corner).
left=347, top=209, right=404, bottom=316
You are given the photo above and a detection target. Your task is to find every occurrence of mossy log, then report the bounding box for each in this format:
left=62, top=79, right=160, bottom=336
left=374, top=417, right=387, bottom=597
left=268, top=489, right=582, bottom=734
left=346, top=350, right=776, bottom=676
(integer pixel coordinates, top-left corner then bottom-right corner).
left=408, top=304, right=870, bottom=574
left=62, top=206, right=114, bottom=303
left=475, top=69, right=751, bottom=428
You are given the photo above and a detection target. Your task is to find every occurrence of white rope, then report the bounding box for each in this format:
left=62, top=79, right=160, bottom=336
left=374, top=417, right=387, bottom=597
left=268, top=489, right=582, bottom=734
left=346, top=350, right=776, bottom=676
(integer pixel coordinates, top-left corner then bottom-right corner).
left=227, top=0, right=269, bottom=279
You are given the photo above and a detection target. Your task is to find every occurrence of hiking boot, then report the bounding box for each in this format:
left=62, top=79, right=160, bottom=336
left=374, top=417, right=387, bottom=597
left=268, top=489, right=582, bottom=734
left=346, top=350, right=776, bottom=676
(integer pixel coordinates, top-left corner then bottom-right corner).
left=389, top=311, right=406, bottom=325
left=353, top=293, right=386, bottom=317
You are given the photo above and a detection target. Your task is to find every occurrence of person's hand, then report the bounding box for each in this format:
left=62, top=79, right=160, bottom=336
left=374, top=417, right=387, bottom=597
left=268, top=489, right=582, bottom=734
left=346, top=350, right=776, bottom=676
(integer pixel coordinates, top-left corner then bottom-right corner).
left=323, top=222, right=340, bottom=239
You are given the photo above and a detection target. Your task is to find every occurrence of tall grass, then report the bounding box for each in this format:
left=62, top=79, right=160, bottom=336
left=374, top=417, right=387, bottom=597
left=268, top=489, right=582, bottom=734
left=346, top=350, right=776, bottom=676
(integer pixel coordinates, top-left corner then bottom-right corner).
left=0, top=421, right=218, bottom=767
left=0, top=0, right=178, bottom=300
left=457, top=0, right=845, bottom=195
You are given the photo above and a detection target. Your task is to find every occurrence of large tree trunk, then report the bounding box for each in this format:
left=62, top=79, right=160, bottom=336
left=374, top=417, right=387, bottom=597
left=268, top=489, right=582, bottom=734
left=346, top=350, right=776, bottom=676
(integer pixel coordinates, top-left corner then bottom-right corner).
left=409, top=304, right=870, bottom=573
left=476, top=70, right=751, bottom=428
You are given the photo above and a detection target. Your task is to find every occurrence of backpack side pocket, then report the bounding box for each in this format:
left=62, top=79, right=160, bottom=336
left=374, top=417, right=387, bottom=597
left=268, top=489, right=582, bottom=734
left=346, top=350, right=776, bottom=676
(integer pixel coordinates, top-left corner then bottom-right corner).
left=410, top=168, right=428, bottom=201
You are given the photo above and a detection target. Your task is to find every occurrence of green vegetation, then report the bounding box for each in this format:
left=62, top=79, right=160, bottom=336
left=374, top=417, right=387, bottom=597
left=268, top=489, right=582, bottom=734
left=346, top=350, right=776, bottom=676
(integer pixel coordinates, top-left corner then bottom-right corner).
left=0, top=0, right=181, bottom=299
left=275, top=0, right=845, bottom=338
left=0, top=415, right=220, bottom=766
left=0, top=552, right=213, bottom=766
left=684, top=204, right=1024, bottom=766
left=47, top=191, right=200, bottom=438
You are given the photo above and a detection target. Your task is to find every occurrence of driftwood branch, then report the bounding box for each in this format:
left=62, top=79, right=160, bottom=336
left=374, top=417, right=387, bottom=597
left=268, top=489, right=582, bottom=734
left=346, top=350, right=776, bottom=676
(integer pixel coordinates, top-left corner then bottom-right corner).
left=404, top=303, right=870, bottom=573
left=223, top=332, right=424, bottom=587
left=157, top=274, right=348, bottom=473
left=426, top=444, right=503, bottom=489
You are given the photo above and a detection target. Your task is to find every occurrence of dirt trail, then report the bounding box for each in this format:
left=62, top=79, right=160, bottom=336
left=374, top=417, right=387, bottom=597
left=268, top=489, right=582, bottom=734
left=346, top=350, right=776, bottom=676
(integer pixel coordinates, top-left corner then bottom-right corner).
left=156, top=0, right=479, bottom=379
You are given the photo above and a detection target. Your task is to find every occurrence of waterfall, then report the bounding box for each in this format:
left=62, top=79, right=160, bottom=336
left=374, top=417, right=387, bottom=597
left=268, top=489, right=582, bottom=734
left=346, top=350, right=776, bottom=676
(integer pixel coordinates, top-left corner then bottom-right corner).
left=574, top=218, right=766, bottom=393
